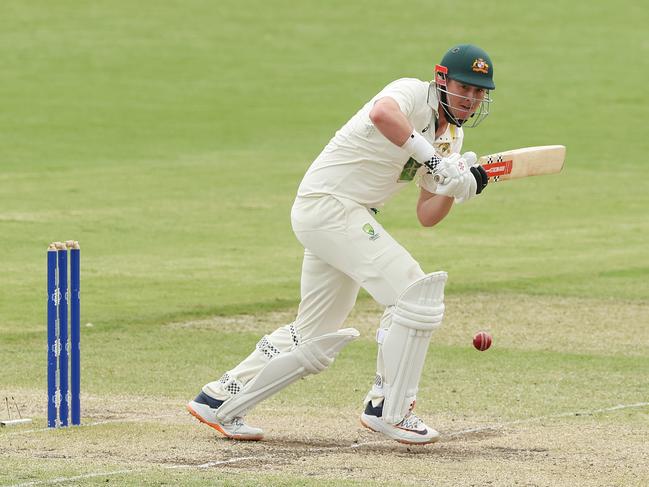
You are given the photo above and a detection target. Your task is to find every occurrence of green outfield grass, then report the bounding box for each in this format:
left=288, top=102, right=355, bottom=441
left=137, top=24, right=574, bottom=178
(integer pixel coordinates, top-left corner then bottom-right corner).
left=1, top=1, right=648, bottom=485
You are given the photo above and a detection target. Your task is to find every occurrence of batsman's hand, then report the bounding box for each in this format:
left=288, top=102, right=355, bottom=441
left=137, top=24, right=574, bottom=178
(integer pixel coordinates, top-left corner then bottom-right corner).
left=433, top=152, right=475, bottom=201
left=434, top=151, right=476, bottom=180
left=434, top=152, right=489, bottom=203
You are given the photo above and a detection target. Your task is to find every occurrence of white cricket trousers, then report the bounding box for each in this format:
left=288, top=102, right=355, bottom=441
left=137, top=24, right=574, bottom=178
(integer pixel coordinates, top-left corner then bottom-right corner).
left=203, top=195, right=426, bottom=400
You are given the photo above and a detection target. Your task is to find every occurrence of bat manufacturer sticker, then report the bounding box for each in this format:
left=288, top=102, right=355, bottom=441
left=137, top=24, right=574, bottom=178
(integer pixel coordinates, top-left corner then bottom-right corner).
left=482, top=156, right=513, bottom=179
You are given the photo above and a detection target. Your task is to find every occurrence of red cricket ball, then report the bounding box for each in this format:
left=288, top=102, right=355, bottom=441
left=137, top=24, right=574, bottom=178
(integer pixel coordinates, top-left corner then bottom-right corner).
left=473, top=331, right=492, bottom=351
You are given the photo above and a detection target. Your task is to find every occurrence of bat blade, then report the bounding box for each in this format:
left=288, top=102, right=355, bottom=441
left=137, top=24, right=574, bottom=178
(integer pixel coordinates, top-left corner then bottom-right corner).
left=433, top=145, right=566, bottom=184
left=478, top=145, right=566, bottom=182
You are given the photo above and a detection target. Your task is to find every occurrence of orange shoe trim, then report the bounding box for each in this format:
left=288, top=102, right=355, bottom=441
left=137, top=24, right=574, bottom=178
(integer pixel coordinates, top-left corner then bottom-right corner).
left=186, top=405, right=263, bottom=441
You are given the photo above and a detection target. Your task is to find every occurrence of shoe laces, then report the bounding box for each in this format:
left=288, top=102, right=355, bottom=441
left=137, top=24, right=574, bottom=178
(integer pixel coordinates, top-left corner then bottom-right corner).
left=398, top=412, right=424, bottom=431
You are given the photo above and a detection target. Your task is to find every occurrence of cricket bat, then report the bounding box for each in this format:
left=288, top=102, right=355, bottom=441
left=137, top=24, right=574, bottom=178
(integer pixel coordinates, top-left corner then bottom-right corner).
left=433, top=145, right=566, bottom=184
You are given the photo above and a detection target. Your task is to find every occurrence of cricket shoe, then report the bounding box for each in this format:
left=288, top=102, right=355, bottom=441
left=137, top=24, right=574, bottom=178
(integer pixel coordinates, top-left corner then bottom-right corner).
left=186, top=391, right=264, bottom=441
left=360, top=400, right=440, bottom=445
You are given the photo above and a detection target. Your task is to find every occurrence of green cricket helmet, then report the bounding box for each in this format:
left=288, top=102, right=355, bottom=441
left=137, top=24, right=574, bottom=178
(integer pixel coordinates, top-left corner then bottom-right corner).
left=439, top=44, right=495, bottom=90
left=433, top=44, right=495, bottom=128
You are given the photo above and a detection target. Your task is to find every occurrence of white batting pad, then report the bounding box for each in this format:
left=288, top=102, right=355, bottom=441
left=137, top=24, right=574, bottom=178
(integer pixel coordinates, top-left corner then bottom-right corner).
left=215, top=327, right=359, bottom=422
left=381, top=271, right=447, bottom=424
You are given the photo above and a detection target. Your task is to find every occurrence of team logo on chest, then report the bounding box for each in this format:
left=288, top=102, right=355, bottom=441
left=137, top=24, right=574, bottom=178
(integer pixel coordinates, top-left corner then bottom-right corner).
left=435, top=142, right=451, bottom=156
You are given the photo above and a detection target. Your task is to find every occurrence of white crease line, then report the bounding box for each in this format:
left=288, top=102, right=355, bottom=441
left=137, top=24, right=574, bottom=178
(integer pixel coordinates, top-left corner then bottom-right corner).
left=1, top=414, right=179, bottom=437
left=6, top=456, right=259, bottom=487
left=4, top=400, right=648, bottom=485
left=445, top=401, right=649, bottom=438
left=350, top=439, right=392, bottom=449
left=8, top=469, right=141, bottom=487
left=167, top=456, right=258, bottom=470
left=350, top=401, right=649, bottom=448
left=6, top=401, right=648, bottom=442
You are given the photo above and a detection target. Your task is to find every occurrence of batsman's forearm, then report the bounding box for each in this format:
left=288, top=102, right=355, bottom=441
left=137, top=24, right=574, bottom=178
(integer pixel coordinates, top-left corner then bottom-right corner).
left=417, top=193, right=454, bottom=227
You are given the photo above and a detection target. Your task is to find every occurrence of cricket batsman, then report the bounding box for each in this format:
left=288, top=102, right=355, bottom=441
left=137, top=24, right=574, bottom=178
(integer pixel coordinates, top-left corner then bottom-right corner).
left=187, top=44, right=495, bottom=444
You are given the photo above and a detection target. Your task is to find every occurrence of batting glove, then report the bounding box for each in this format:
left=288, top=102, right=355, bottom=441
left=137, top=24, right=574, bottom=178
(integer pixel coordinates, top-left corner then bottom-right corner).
left=470, top=165, right=489, bottom=195
left=436, top=152, right=490, bottom=203
left=433, top=152, right=474, bottom=200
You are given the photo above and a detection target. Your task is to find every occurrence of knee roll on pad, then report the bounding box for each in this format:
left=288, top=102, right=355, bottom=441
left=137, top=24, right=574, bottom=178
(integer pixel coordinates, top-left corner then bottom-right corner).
left=380, top=271, right=447, bottom=424
left=215, top=326, right=359, bottom=422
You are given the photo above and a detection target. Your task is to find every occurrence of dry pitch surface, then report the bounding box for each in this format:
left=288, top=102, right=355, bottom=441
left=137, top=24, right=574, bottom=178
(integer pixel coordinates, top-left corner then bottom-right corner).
left=2, top=295, right=648, bottom=486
